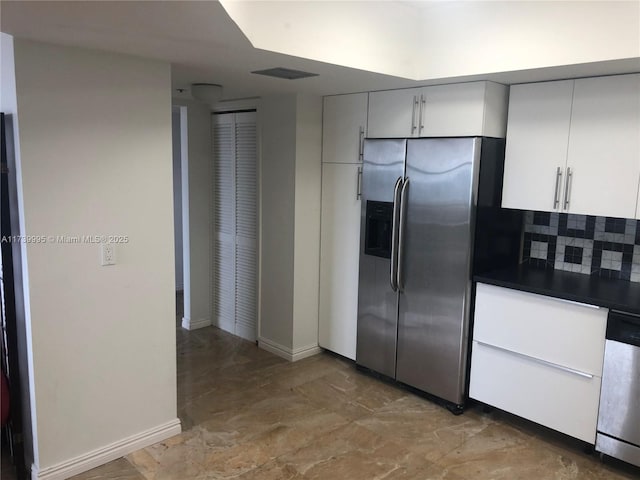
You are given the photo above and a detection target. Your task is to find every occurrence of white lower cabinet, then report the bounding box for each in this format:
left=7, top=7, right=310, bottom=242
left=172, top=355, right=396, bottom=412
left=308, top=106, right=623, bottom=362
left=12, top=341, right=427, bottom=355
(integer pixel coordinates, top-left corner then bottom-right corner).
left=318, top=163, right=361, bottom=359
left=470, top=283, right=608, bottom=443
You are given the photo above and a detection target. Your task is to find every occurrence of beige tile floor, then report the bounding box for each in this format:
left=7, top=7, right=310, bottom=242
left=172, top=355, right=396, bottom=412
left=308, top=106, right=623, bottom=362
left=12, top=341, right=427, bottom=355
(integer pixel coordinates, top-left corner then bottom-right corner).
left=67, top=320, right=640, bottom=480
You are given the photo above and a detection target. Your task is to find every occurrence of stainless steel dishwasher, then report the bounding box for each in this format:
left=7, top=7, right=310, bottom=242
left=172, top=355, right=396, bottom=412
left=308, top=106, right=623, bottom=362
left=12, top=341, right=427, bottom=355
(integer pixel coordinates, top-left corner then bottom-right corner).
left=596, top=310, right=640, bottom=467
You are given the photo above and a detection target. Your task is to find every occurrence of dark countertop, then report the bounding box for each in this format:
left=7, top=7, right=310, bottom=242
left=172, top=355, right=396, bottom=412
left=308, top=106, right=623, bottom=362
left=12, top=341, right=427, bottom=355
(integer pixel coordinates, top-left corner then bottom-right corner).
left=474, top=265, right=640, bottom=315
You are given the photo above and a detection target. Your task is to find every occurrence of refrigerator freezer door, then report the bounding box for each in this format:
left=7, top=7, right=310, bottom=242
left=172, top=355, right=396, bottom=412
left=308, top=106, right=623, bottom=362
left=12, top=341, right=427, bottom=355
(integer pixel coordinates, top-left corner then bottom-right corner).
left=356, top=139, right=406, bottom=378
left=396, top=138, right=480, bottom=404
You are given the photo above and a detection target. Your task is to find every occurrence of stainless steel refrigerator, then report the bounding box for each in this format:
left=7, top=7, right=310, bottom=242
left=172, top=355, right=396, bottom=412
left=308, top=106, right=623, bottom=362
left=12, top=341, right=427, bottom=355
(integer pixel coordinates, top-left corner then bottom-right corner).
left=356, top=137, right=516, bottom=411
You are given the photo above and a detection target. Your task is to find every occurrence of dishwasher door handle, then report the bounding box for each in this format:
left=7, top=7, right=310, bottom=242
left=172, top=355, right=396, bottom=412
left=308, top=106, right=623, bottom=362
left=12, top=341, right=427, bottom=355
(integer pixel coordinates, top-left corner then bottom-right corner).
left=476, top=341, right=594, bottom=379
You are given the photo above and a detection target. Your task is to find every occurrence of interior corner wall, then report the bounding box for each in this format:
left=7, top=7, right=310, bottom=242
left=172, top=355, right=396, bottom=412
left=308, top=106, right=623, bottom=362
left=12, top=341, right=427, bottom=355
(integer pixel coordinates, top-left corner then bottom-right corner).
left=13, top=39, right=179, bottom=474
left=172, top=109, right=184, bottom=291
left=258, top=94, right=297, bottom=352
left=292, top=94, right=322, bottom=352
left=0, top=32, right=35, bottom=471
left=173, top=99, right=211, bottom=330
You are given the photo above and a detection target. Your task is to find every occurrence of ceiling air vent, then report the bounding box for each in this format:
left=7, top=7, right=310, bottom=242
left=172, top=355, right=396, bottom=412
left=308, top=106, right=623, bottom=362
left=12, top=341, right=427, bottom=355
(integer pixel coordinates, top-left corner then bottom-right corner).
left=251, top=67, right=318, bottom=80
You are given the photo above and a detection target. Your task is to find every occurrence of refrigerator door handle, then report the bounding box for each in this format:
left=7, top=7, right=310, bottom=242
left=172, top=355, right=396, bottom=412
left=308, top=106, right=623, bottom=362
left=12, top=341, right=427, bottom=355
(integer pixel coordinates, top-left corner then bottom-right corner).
left=390, top=177, right=403, bottom=292
left=397, top=177, right=410, bottom=292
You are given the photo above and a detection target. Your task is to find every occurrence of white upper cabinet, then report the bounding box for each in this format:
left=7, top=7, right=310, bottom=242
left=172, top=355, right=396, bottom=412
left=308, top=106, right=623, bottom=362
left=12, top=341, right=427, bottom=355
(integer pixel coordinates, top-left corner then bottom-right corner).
left=502, top=80, right=574, bottom=212
left=322, top=93, right=369, bottom=164
left=502, top=74, right=640, bottom=218
left=566, top=74, right=640, bottom=218
left=421, top=82, right=507, bottom=138
left=367, top=87, right=422, bottom=138
left=367, top=82, right=508, bottom=139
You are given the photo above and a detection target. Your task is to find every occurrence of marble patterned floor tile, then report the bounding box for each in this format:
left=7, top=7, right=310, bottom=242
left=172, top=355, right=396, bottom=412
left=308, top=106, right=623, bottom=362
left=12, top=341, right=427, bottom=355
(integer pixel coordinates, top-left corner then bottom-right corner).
left=277, top=422, right=435, bottom=480
left=431, top=422, right=637, bottom=480
left=293, top=368, right=409, bottom=421
left=71, top=322, right=639, bottom=480
left=69, top=457, right=145, bottom=480
left=380, top=462, right=468, bottom=480
left=356, top=395, right=493, bottom=463
left=198, top=411, right=349, bottom=478
left=127, top=426, right=229, bottom=480
left=256, top=352, right=353, bottom=391
left=471, top=408, right=640, bottom=479
left=233, top=459, right=305, bottom=480
left=179, top=376, right=297, bottom=426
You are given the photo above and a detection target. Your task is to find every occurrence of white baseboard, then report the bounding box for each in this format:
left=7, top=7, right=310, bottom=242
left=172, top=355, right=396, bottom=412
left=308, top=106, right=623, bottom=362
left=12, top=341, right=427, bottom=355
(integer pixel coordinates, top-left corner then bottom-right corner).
left=32, top=418, right=181, bottom=480
left=181, top=316, right=211, bottom=330
left=258, top=337, right=321, bottom=362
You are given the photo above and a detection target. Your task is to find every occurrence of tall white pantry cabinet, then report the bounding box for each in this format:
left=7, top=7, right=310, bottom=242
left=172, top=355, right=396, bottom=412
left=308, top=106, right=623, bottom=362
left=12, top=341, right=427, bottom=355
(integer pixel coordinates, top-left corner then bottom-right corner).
left=318, top=93, right=368, bottom=360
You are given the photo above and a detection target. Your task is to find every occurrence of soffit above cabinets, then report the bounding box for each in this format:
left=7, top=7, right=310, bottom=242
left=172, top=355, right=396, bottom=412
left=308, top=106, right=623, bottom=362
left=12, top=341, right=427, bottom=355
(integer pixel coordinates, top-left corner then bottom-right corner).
left=220, top=0, right=640, bottom=82
left=2, top=1, right=639, bottom=100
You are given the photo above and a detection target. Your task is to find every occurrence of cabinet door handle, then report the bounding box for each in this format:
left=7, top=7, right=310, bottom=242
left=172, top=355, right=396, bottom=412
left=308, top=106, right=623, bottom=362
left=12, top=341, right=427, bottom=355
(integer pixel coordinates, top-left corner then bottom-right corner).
left=356, top=167, right=362, bottom=200
left=358, top=126, right=364, bottom=162
left=563, top=167, right=572, bottom=210
left=419, top=94, right=426, bottom=133
left=411, top=96, right=418, bottom=134
left=476, top=341, right=594, bottom=379
left=553, top=167, right=562, bottom=209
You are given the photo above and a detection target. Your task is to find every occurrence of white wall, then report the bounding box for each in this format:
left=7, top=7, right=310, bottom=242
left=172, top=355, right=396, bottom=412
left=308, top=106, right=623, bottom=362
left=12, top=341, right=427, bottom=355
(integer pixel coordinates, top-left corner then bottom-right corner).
left=13, top=39, right=180, bottom=476
left=258, top=94, right=322, bottom=361
left=172, top=100, right=212, bottom=330
left=415, top=1, right=640, bottom=80
left=172, top=109, right=183, bottom=291
left=0, top=32, right=35, bottom=471
left=292, top=95, right=322, bottom=352
left=259, top=95, right=296, bottom=350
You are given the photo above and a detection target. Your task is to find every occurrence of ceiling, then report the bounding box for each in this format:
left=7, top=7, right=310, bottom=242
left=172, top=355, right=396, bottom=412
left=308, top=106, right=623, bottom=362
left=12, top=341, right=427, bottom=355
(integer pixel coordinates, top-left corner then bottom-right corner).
left=2, top=0, right=639, bottom=102
left=0, top=0, right=421, bottom=101
left=222, top=0, right=640, bottom=81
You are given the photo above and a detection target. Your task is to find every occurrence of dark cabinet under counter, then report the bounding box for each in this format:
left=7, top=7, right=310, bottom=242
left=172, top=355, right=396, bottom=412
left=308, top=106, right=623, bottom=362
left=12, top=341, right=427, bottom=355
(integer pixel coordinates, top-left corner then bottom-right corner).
left=474, top=265, right=640, bottom=315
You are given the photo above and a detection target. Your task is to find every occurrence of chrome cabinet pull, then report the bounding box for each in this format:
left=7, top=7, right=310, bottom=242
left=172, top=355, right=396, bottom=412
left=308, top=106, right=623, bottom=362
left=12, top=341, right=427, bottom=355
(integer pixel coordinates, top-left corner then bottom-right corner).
left=476, top=341, right=594, bottom=379
left=390, top=177, right=403, bottom=292
left=358, top=126, right=364, bottom=162
left=419, top=94, right=426, bottom=133
left=397, top=177, right=410, bottom=292
left=411, top=96, right=418, bottom=135
left=553, top=167, right=562, bottom=209
left=356, top=167, right=362, bottom=200
left=563, top=167, right=573, bottom=210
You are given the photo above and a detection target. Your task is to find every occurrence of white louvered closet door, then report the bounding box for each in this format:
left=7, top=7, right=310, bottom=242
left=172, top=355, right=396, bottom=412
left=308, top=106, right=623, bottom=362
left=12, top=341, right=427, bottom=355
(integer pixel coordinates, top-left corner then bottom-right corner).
left=213, top=112, right=258, bottom=341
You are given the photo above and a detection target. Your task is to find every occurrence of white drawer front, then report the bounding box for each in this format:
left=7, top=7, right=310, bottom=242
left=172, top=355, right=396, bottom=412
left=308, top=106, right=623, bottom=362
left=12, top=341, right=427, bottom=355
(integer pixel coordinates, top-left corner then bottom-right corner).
left=474, top=283, right=607, bottom=375
left=470, top=341, right=601, bottom=443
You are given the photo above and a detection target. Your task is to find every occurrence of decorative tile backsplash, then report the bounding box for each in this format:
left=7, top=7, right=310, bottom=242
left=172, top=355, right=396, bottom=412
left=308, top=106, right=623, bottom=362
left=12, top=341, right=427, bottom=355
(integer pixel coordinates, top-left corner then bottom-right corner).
left=522, top=211, right=640, bottom=283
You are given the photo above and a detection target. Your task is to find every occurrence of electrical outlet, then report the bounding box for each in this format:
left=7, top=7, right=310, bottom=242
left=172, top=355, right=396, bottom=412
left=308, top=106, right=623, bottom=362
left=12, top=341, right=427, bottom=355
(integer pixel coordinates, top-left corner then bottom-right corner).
left=100, top=243, right=116, bottom=266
